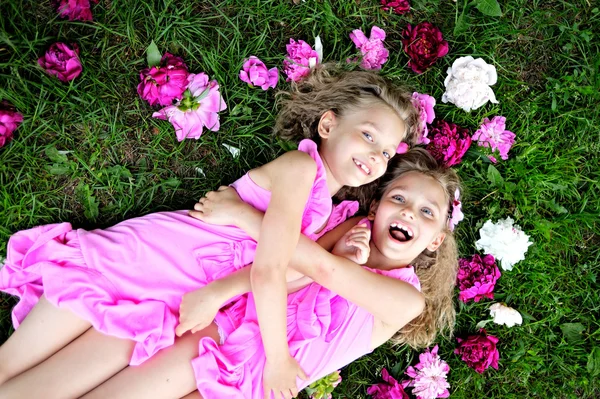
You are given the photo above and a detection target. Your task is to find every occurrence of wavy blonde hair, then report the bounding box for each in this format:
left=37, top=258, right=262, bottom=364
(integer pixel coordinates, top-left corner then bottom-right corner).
left=376, top=148, right=461, bottom=348
left=274, top=63, right=421, bottom=209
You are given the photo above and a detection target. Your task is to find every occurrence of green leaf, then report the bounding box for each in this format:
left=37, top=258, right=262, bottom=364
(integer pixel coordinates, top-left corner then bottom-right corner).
left=487, top=164, right=504, bottom=187
left=475, top=0, right=502, bottom=16
left=146, top=40, right=162, bottom=67
left=76, top=183, right=99, bottom=221
left=560, top=322, right=585, bottom=343
left=587, top=347, right=600, bottom=377
left=454, top=12, right=469, bottom=36
left=45, top=146, right=68, bottom=163
left=47, top=164, right=70, bottom=175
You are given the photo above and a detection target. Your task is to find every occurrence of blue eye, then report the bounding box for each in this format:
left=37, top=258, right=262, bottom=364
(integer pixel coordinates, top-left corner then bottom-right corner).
left=362, top=132, right=373, bottom=142
left=383, top=151, right=391, bottom=160
left=421, top=208, right=433, bottom=216
left=392, top=195, right=405, bottom=203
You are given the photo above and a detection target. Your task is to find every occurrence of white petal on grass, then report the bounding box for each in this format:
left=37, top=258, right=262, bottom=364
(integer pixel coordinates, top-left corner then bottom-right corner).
left=489, top=303, right=523, bottom=327
left=195, top=167, right=206, bottom=177
left=314, top=35, right=323, bottom=63
left=223, top=143, right=240, bottom=158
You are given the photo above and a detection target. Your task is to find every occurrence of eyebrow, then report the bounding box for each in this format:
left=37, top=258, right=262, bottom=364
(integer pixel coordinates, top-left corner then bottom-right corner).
left=388, top=187, right=442, bottom=211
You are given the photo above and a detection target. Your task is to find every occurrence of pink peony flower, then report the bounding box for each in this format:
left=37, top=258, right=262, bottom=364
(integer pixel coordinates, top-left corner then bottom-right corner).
left=454, top=329, right=500, bottom=374
left=381, top=0, right=410, bottom=15
left=55, top=0, right=98, bottom=21
left=448, top=188, right=463, bottom=231
left=138, top=53, right=189, bottom=106
left=283, top=38, right=320, bottom=82
left=426, top=119, right=471, bottom=167
left=0, top=108, right=24, bottom=148
left=456, top=254, right=501, bottom=303
left=472, top=116, right=515, bottom=161
left=349, top=26, right=389, bottom=70
left=402, top=22, right=449, bottom=74
left=239, top=56, right=278, bottom=90
left=402, top=345, right=450, bottom=399
left=367, top=368, right=410, bottom=399
left=38, top=42, right=82, bottom=82
left=152, top=73, right=227, bottom=141
left=411, top=92, right=436, bottom=144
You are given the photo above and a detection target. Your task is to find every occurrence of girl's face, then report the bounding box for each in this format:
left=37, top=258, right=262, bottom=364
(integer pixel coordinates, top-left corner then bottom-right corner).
left=317, top=106, right=406, bottom=189
left=370, top=171, right=448, bottom=264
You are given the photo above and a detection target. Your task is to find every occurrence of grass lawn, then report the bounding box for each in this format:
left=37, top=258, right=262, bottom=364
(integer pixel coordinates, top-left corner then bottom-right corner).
left=1, top=0, right=599, bottom=397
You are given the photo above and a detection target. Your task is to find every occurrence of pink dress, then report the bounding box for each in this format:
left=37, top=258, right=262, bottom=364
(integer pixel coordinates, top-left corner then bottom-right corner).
left=0, top=139, right=358, bottom=366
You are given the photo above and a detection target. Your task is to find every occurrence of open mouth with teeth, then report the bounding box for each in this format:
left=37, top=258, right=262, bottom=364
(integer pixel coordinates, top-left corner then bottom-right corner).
left=353, top=158, right=371, bottom=175
left=389, top=223, right=414, bottom=242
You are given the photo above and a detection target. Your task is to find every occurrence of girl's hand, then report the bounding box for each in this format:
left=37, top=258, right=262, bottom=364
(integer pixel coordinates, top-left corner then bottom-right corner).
left=331, top=222, right=371, bottom=265
left=263, top=355, right=308, bottom=399
left=175, top=283, right=222, bottom=337
left=189, top=186, right=246, bottom=226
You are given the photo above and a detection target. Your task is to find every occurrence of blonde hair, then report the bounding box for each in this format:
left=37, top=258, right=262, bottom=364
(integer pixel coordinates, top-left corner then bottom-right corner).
left=376, top=148, right=461, bottom=348
left=274, top=63, right=421, bottom=209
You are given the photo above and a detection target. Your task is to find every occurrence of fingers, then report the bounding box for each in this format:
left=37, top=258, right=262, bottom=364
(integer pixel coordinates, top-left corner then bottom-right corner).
left=297, top=367, right=308, bottom=381
left=188, top=210, right=204, bottom=220
left=175, top=322, right=188, bottom=337
left=217, top=185, right=229, bottom=191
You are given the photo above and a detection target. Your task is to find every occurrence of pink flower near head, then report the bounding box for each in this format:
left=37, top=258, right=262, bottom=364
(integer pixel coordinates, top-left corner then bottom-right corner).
left=402, top=345, right=450, bottom=399
left=381, top=0, right=410, bottom=15
left=0, top=108, right=24, bottom=148
left=454, top=329, right=500, bottom=374
left=402, top=22, right=449, bottom=74
left=350, top=26, right=389, bottom=70
left=456, top=254, right=501, bottom=303
left=472, top=116, right=515, bottom=160
left=55, top=0, right=98, bottom=21
left=239, top=56, right=278, bottom=90
left=426, top=119, right=471, bottom=167
left=38, top=42, right=82, bottom=82
left=138, top=53, right=189, bottom=106
left=367, top=368, right=410, bottom=399
left=448, top=188, right=463, bottom=231
left=411, top=92, right=436, bottom=144
left=283, top=39, right=320, bottom=82
left=152, top=73, right=227, bottom=141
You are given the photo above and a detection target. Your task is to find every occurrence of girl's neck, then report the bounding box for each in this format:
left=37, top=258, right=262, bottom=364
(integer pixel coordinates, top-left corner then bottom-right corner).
left=365, top=240, right=411, bottom=271
left=318, top=151, right=343, bottom=196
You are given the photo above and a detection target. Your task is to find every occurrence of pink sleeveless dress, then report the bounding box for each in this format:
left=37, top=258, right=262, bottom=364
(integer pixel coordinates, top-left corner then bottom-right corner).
left=193, top=219, right=422, bottom=399
left=0, top=139, right=359, bottom=366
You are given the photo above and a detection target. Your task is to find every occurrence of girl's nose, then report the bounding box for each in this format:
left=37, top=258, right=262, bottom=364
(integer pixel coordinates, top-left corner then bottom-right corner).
left=401, top=208, right=415, bottom=220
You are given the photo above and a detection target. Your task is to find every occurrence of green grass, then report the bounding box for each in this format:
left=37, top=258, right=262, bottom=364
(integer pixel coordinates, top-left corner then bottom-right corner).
left=1, top=0, right=599, bottom=397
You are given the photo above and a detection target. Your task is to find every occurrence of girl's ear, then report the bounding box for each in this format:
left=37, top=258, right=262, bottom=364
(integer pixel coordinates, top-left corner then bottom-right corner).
left=427, top=232, right=446, bottom=252
left=318, top=110, right=336, bottom=139
left=368, top=200, right=379, bottom=220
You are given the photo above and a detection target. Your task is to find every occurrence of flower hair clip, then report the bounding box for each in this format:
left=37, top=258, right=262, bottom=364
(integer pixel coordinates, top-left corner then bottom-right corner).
left=397, top=142, right=409, bottom=154
left=448, top=188, right=464, bottom=231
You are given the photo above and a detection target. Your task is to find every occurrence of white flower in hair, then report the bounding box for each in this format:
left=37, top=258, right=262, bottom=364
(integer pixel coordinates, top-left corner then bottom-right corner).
left=489, top=303, right=523, bottom=327
left=448, top=188, right=463, bottom=231
left=442, top=56, right=499, bottom=112
left=475, top=217, right=532, bottom=271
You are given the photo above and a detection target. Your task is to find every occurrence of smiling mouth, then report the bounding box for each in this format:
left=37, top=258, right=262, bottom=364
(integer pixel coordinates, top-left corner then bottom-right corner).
left=353, top=158, right=371, bottom=175
left=389, top=222, right=414, bottom=242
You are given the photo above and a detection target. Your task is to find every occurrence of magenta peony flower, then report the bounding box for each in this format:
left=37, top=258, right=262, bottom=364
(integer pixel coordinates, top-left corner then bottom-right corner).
left=472, top=116, right=515, bottom=161
left=0, top=108, right=24, bottom=148
left=402, top=345, right=450, bottom=399
left=455, top=329, right=500, bottom=374
left=38, top=42, right=82, bottom=82
left=349, top=26, right=389, bottom=70
left=55, top=0, right=98, bottom=21
left=411, top=92, right=436, bottom=144
left=456, top=254, right=501, bottom=303
left=381, top=0, right=410, bottom=15
left=152, top=73, right=227, bottom=141
left=138, top=53, right=189, bottom=106
left=283, top=38, right=320, bottom=82
left=402, top=22, right=449, bottom=74
left=239, top=56, right=278, bottom=90
left=426, top=119, right=471, bottom=167
left=367, top=368, right=410, bottom=399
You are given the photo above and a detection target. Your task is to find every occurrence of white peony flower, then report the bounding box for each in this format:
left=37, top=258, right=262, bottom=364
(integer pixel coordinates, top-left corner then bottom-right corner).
left=489, top=303, right=523, bottom=327
left=442, top=56, right=499, bottom=112
left=475, top=217, right=532, bottom=270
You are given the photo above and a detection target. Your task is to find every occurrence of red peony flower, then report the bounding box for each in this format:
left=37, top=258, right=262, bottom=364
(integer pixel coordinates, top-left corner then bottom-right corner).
left=381, top=0, right=410, bottom=15
left=454, top=329, right=500, bottom=374
left=426, top=119, right=471, bottom=167
left=38, top=42, right=82, bottom=82
left=402, top=22, right=449, bottom=74
left=0, top=105, right=24, bottom=148
left=457, top=254, right=501, bottom=303
left=367, top=368, right=410, bottom=399
left=138, top=53, right=190, bottom=107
